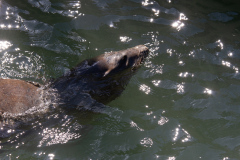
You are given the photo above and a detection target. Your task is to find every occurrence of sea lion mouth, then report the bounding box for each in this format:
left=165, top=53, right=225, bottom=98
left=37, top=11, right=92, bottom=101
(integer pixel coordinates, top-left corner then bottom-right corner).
left=130, top=45, right=149, bottom=70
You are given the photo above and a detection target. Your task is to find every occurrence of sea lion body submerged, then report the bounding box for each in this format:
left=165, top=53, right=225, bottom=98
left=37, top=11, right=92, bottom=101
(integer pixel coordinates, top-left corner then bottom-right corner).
left=0, top=45, right=149, bottom=116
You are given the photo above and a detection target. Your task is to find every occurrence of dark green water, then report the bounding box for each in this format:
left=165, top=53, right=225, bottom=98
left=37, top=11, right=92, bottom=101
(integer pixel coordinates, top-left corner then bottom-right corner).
left=0, top=0, right=240, bottom=159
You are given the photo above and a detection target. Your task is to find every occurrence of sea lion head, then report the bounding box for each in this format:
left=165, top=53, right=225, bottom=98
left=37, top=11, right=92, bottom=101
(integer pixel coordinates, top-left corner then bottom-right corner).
left=52, top=45, right=149, bottom=105
left=95, top=45, right=149, bottom=77
left=68, top=45, right=149, bottom=78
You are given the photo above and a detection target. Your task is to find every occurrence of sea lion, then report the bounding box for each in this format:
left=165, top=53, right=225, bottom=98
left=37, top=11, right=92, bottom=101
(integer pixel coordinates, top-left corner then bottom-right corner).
left=0, top=79, right=41, bottom=115
left=0, top=45, right=149, bottom=116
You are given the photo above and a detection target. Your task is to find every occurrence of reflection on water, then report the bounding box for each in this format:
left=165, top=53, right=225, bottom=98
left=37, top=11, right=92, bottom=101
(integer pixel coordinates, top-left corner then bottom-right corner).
left=139, top=84, right=151, bottom=94
left=0, top=41, right=12, bottom=52
left=172, top=13, right=188, bottom=31
left=140, top=137, right=153, bottom=147
left=1, top=0, right=240, bottom=159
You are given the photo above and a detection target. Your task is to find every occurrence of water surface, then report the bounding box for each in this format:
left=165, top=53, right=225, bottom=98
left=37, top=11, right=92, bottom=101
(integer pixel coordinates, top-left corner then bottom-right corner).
left=0, top=0, right=240, bottom=159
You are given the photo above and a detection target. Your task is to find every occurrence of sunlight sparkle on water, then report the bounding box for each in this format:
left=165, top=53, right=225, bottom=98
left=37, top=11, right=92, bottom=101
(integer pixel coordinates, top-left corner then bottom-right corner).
left=181, top=128, right=192, bottom=142
left=147, top=111, right=153, bottom=116
left=173, top=127, right=179, bottom=141
left=172, top=21, right=184, bottom=31
left=149, top=65, right=163, bottom=75
left=63, top=1, right=81, bottom=17
left=176, top=83, right=185, bottom=94
left=0, top=24, right=6, bottom=28
left=179, top=13, right=188, bottom=20
left=72, top=1, right=81, bottom=9
left=189, top=51, right=195, bottom=57
left=48, top=153, right=55, bottom=160
left=38, top=127, right=81, bottom=147
left=119, top=36, right=132, bottom=43
left=167, top=49, right=173, bottom=56
left=7, top=129, right=15, bottom=133
left=130, top=121, right=144, bottom=131
left=109, top=22, right=115, bottom=28
left=204, top=88, right=212, bottom=95
left=139, top=84, right=151, bottom=94
left=152, top=8, right=160, bottom=16
left=179, top=60, right=184, bottom=66
left=0, top=41, right=12, bottom=52
left=222, top=60, right=231, bottom=68
left=172, top=13, right=188, bottom=31
left=140, top=137, right=153, bottom=147
left=173, top=126, right=192, bottom=142
left=233, top=66, right=239, bottom=73
left=179, top=72, right=194, bottom=78
left=228, top=52, right=233, bottom=57
left=142, top=0, right=153, bottom=6
left=158, top=116, right=169, bottom=125
left=152, top=80, right=161, bottom=86
left=216, top=39, right=224, bottom=49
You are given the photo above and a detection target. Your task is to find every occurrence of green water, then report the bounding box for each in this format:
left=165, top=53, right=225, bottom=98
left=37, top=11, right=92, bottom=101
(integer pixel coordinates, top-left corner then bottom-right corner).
left=0, top=0, right=240, bottom=159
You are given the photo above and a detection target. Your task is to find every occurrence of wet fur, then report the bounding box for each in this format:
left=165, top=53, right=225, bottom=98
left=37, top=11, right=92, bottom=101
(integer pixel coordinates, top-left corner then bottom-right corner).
left=0, top=45, right=149, bottom=115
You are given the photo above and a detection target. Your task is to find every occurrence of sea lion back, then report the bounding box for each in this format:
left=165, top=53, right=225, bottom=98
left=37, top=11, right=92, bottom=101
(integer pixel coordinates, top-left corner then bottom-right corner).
left=0, top=79, right=41, bottom=115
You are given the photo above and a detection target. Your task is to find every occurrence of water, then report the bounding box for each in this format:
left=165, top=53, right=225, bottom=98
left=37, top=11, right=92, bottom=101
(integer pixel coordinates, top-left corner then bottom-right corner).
left=0, top=0, right=240, bottom=159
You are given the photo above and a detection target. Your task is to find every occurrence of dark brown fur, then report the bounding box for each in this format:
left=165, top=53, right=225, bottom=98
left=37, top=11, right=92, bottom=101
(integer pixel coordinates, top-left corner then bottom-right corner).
left=0, top=79, right=41, bottom=115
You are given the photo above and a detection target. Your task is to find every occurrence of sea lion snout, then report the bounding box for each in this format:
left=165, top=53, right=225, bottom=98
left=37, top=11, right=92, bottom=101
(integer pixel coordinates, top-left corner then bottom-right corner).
left=102, top=45, right=149, bottom=76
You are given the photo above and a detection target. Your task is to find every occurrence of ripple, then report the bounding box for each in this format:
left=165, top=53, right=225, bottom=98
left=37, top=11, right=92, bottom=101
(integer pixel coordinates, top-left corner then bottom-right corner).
left=130, top=121, right=144, bottom=131
left=208, top=12, right=236, bottom=22
left=38, top=127, right=81, bottom=147
left=140, top=137, right=153, bottom=147
left=71, top=14, right=171, bottom=30
left=0, top=50, right=45, bottom=80
left=158, top=116, right=169, bottom=126
left=27, top=0, right=81, bottom=18
left=172, top=125, right=192, bottom=143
